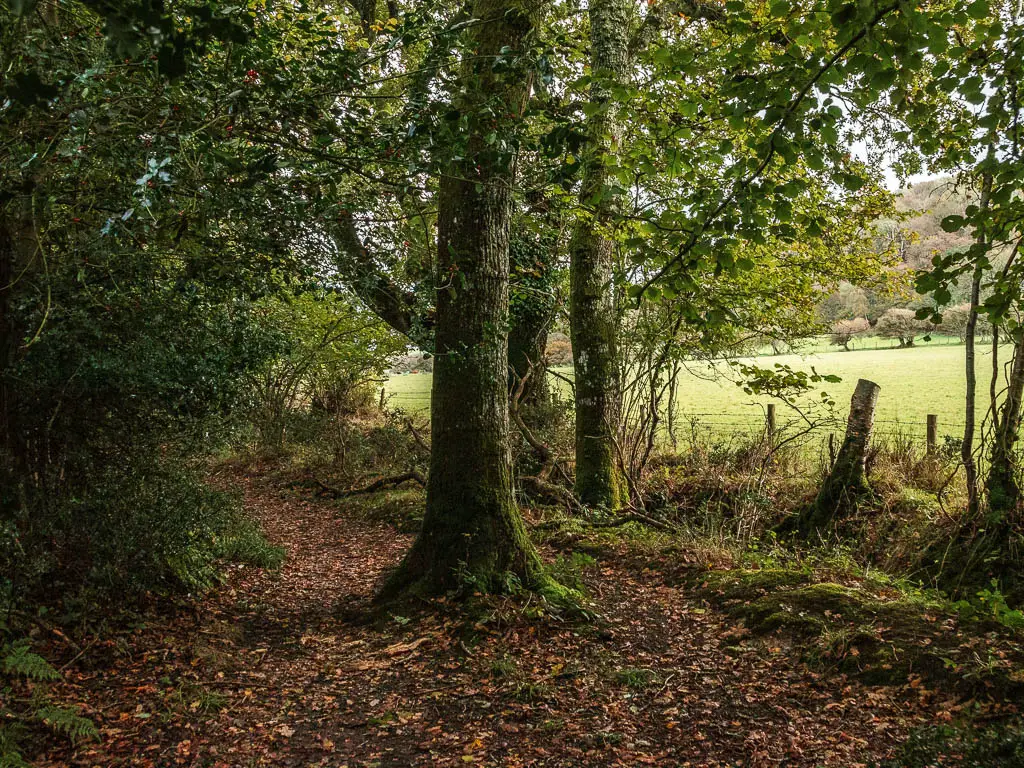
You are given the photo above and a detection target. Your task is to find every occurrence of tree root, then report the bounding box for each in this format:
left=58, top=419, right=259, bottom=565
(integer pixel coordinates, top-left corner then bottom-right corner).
left=588, top=510, right=676, bottom=533
left=315, top=470, right=426, bottom=498
left=531, top=508, right=677, bottom=533
left=518, top=475, right=584, bottom=513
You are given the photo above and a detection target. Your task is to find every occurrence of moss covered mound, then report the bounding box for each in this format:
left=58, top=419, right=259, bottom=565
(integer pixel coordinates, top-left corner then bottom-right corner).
left=690, top=568, right=1024, bottom=699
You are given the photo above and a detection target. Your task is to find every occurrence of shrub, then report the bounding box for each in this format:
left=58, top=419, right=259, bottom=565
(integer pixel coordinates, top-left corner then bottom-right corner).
left=874, top=308, right=930, bottom=348
left=0, top=272, right=286, bottom=614
left=545, top=333, right=573, bottom=366
left=241, top=290, right=405, bottom=456
left=1, top=451, right=281, bottom=611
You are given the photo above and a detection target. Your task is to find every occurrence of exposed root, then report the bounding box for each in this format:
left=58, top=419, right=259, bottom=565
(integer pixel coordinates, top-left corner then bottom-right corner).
left=316, top=470, right=426, bottom=498
left=518, top=475, right=584, bottom=513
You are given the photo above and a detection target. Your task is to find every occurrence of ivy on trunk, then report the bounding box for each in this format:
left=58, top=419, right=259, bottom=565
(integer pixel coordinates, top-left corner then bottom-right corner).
left=382, top=0, right=560, bottom=599
left=568, top=0, right=631, bottom=509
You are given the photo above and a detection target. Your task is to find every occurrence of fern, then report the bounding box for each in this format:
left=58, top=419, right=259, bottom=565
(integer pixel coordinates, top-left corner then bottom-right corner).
left=2, top=642, right=60, bottom=682
left=0, top=750, right=31, bottom=768
left=0, top=640, right=98, bottom=763
left=0, top=724, right=31, bottom=768
left=34, top=706, right=98, bottom=742
left=0, top=749, right=32, bottom=768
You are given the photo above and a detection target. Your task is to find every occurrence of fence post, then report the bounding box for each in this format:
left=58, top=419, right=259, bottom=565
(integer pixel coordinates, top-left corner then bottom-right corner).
left=927, top=414, right=938, bottom=455
left=766, top=403, right=776, bottom=443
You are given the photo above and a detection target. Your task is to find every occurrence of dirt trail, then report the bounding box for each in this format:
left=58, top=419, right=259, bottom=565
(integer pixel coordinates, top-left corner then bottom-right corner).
left=41, top=476, right=942, bottom=767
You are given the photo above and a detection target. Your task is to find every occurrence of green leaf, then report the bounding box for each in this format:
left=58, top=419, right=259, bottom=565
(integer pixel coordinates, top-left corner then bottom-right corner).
left=869, top=68, right=897, bottom=90
left=842, top=173, right=866, bottom=191
left=940, top=215, right=966, bottom=232
left=830, top=3, right=857, bottom=26
left=966, top=0, right=989, bottom=19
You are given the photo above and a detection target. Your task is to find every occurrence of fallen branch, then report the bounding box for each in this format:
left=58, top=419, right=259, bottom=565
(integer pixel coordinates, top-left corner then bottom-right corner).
left=405, top=417, right=430, bottom=455
left=510, top=358, right=574, bottom=486
left=316, top=470, right=426, bottom=498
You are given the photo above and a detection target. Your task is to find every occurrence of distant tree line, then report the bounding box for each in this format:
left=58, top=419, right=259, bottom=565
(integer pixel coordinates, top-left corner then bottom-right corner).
left=829, top=304, right=986, bottom=351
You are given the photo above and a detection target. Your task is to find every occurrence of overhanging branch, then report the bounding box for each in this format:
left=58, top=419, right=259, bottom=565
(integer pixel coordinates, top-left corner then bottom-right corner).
left=333, top=212, right=433, bottom=347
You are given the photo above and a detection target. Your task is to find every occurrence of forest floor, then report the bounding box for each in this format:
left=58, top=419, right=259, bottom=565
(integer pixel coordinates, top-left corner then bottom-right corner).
left=33, top=470, right=1021, bottom=768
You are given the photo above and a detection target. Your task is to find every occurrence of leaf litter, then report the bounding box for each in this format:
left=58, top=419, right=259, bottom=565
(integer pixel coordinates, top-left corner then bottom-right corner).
left=30, top=471, right=1015, bottom=767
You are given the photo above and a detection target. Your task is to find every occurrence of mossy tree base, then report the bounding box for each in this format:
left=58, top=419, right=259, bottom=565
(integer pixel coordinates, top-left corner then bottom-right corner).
left=920, top=518, right=1024, bottom=603
left=380, top=490, right=548, bottom=599
left=378, top=509, right=583, bottom=613
left=574, top=441, right=628, bottom=510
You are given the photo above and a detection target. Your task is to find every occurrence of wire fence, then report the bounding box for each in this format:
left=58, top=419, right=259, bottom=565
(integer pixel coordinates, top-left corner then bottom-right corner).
left=385, top=389, right=969, bottom=453
left=669, top=410, right=967, bottom=445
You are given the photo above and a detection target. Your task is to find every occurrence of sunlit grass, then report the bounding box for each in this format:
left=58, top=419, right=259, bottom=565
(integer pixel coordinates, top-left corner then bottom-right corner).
left=385, top=337, right=998, bottom=444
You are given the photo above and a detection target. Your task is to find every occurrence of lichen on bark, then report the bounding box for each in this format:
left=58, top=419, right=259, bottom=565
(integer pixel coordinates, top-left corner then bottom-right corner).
left=569, top=0, right=631, bottom=510
left=381, top=0, right=565, bottom=600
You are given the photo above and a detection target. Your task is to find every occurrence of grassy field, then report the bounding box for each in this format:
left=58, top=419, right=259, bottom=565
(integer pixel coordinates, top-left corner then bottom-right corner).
left=385, top=339, right=996, bottom=445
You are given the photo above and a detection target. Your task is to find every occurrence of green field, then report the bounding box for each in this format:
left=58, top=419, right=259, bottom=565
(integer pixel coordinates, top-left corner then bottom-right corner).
left=386, top=340, right=997, bottom=444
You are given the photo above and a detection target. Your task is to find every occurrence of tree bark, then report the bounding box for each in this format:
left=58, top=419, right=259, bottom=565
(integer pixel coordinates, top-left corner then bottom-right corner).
left=800, top=378, right=880, bottom=533
left=507, top=230, right=556, bottom=406
left=987, top=335, right=1024, bottom=515
left=962, top=171, right=992, bottom=518
left=334, top=214, right=554, bottom=408
left=381, top=0, right=555, bottom=598
left=569, top=0, right=630, bottom=508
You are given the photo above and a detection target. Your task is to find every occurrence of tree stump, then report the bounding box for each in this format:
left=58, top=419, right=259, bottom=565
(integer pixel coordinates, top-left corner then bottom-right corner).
left=801, top=378, right=880, bottom=534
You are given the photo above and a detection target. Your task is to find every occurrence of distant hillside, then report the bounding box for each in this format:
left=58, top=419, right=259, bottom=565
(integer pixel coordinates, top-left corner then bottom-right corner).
left=892, top=177, right=975, bottom=270
left=818, top=177, right=981, bottom=327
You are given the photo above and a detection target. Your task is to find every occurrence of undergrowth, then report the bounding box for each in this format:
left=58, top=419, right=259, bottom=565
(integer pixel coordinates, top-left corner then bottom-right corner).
left=876, top=722, right=1024, bottom=767
left=1, top=641, right=97, bottom=767
left=638, top=425, right=1010, bottom=604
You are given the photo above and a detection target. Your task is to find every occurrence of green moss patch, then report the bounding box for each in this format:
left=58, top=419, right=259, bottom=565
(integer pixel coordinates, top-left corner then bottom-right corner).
left=690, top=567, right=1024, bottom=699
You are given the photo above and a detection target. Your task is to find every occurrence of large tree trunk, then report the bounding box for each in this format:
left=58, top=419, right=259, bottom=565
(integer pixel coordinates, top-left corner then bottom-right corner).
left=381, top=0, right=554, bottom=598
left=800, top=378, right=880, bottom=533
left=569, top=0, right=630, bottom=508
left=987, top=335, right=1024, bottom=514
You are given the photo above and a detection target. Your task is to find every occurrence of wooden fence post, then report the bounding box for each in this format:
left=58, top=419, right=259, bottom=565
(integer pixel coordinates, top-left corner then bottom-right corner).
left=766, top=403, right=776, bottom=443
left=926, top=414, right=938, bottom=455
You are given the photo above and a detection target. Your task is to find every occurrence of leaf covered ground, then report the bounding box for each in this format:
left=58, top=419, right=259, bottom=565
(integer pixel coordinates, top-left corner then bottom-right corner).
left=31, top=472, right=1023, bottom=767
